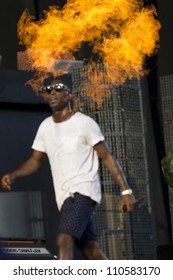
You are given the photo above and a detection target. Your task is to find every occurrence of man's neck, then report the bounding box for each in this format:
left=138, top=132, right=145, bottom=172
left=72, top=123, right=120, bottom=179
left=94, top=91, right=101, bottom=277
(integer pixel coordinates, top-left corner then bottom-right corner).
left=52, top=108, right=75, bottom=123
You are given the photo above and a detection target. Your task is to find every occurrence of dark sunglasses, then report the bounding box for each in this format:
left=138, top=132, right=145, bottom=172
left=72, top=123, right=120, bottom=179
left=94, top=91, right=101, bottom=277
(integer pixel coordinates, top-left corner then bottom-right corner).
left=42, top=83, right=71, bottom=94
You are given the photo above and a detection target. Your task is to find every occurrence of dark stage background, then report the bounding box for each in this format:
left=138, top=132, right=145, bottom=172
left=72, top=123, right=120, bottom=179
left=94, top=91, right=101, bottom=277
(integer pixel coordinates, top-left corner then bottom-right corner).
left=0, top=0, right=173, bottom=260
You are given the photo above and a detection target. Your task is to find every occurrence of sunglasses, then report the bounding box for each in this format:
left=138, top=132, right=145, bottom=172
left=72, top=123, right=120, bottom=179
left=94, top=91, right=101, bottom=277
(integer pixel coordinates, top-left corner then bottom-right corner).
left=42, top=83, right=71, bottom=94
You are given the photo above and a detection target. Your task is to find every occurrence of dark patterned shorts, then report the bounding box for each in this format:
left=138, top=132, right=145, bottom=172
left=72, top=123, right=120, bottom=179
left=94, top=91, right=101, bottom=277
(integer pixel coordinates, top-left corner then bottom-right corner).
left=57, top=192, right=97, bottom=247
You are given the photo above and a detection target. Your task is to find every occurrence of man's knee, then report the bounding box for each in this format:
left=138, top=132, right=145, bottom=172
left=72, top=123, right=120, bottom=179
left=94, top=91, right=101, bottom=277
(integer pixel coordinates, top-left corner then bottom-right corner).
left=56, top=233, right=74, bottom=249
left=82, top=240, right=107, bottom=260
left=56, top=233, right=75, bottom=259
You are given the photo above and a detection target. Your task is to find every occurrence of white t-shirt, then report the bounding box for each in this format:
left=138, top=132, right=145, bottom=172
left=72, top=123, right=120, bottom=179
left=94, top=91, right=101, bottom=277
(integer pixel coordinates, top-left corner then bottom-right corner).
left=32, top=111, right=105, bottom=210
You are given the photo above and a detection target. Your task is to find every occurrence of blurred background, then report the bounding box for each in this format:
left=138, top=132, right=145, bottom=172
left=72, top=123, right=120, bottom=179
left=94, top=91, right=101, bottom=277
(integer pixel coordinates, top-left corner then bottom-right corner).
left=0, top=0, right=173, bottom=260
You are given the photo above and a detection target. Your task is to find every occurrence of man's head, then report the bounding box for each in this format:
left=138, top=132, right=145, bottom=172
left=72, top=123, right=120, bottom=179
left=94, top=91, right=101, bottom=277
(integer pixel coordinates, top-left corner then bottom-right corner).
left=42, top=79, right=72, bottom=112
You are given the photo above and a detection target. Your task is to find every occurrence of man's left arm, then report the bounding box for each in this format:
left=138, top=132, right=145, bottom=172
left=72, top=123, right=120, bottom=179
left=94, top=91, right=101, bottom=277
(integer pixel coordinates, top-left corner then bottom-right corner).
left=94, top=140, right=135, bottom=212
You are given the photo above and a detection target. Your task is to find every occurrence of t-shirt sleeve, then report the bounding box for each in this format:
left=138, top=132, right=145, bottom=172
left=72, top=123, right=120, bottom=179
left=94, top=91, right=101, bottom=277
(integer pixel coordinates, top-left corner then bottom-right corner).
left=85, top=116, right=105, bottom=146
left=32, top=123, right=46, bottom=153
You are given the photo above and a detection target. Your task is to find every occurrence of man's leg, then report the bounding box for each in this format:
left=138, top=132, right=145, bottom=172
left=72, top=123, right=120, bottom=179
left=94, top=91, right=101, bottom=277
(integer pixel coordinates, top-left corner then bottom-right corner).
left=82, top=240, right=108, bottom=260
left=56, top=193, right=98, bottom=260
left=56, top=233, right=75, bottom=260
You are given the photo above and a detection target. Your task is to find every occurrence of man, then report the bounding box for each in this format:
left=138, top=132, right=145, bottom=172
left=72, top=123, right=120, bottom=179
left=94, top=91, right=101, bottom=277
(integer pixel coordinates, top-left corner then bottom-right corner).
left=1, top=77, right=135, bottom=260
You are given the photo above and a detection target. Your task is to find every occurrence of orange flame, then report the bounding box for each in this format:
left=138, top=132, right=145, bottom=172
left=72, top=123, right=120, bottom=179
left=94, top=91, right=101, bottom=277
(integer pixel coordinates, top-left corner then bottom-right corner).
left=17, top=0, right=161, bottom=104
left=81, top=64, right=112, bottom=108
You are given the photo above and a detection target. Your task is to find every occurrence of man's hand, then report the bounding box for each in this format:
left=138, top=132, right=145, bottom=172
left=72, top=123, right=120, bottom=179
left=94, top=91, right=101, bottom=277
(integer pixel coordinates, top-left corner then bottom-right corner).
left=1, top=151, right=46, bottom=192
left=1, top=174, right=15, bottom=191
left=119, top=194, right=136, bottom=213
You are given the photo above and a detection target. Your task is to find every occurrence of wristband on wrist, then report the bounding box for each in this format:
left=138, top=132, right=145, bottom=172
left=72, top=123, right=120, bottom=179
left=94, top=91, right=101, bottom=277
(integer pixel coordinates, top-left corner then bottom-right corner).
left=121, top=189, right=133, bottom=196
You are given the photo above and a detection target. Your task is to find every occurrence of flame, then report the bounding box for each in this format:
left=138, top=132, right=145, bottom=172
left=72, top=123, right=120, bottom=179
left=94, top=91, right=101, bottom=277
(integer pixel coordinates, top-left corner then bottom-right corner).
left=81, top=64, right=112, bottom=108
left=17, top=0, right=161, bottom=104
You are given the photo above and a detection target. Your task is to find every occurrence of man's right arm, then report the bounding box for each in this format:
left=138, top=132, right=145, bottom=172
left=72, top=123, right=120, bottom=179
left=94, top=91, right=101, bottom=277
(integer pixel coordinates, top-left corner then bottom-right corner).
left=1, top=150, right=46, bottom=191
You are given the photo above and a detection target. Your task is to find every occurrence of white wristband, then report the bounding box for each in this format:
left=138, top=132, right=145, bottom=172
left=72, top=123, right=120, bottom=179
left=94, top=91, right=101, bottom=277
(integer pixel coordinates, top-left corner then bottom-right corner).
left=121, top=189, right=133, bottom=196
